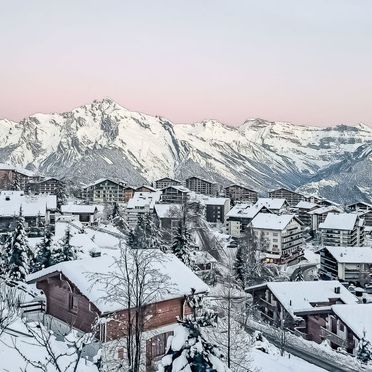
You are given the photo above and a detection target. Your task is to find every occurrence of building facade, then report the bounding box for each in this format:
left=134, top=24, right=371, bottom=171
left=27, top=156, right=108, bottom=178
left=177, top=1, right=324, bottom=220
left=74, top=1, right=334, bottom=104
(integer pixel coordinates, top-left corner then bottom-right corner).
left=224, top=184, right=258, bottom=204
left=185, top=177, right=217, bottom=196
left=81, top=179, right=126, bottom=204
left=160, top=185, right=189, bottom=204
left=27, top=177, right=62, bottom=195
left=204, top=197, right=230, bottom=223
left=154, top=177, right=181, bottom=190
left=268, top=188, right=305, bottom=206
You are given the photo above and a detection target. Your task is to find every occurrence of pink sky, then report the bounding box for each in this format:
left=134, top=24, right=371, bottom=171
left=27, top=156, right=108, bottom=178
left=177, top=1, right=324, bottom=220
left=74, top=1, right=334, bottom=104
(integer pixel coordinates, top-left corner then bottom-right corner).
left=1, top=1, right=371, bottom=126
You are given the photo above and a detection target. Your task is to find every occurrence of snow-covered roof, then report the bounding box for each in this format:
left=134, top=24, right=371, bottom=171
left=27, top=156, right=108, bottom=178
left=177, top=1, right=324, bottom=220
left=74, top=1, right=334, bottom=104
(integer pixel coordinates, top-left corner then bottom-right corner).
left=347, top=202, right=372, bottom=209
left=332, top=304, right=372, bottom=341
left=185, top=176, right=216, bottom=184
left=255, top=281, right=358, bottom=316
left=127, top=191, right=162, bottom=209
left=308, top=205, right=342, bottom=215
left=204, top=197, right=229, bottom=206
left=323, top=246, right=372, bottom=264
left=155, top=177, right=181, bottom=183
left=162, top=185, right=190, bottom=193
left=319, top=213, right=359, bottom=231
left=136, top=184, right=157, bottom=191
left=61, top=204, right=97, bottom=214
left=224, top=184, right=256, bottom=192
left=0, top=163, right=36, bottom=177
left=255, top=198, right=287, bottom=210
left=82, top=178, right=126, bottom=189
left=27, top=252, right=209, bottom=314
left=0, top=192, right=56, bottom=217
left=295, top=201, right=318, bottom=209
left=251, top=213, right=298, bottom=231
left=154, top=204, right=182, bottom=219
left=226, top=203, right=264, bottom=219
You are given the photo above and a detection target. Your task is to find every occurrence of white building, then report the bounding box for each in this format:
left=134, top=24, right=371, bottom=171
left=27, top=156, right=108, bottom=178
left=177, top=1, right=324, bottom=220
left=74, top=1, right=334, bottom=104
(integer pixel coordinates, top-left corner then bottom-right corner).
left=319, top=213, right=365, bottom=247
left=60, top=204, right=98, bottom=225
left=308, top=205, right=342, bottom=231
left=254, top=198, right=289, bottom=214
left=251, top=213, right=304, bottom=264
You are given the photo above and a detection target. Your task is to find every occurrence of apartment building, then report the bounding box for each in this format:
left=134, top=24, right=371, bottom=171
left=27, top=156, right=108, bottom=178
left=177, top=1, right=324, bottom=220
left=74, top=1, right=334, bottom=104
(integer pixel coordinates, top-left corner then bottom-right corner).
left=185, top=176, right=217, bottom=196
left=268, top=188, right=305, bottom=206
left=81, top=178, right=126, bottom=204
left=224, top=184, right=258, bottom=204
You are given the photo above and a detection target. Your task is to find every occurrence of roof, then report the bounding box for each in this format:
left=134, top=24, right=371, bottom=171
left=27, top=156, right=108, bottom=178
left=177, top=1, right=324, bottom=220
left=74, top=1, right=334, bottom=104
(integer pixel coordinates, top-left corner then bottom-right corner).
left=162, top=185, right=190, bottom=193
left=27, top=252, right=209, bottom=314
left=83, top=178, right=126, bottom=189
left=251, top=213, right=298, bottom=231
left=322, top=246, right=372, bottom=264
left=0, top=163, right=37, bottom=177
left=185, top=176, right=216, bottom=184
left=136, top=185, right=157, bottom=191
left=308, top=206, right=342, bottom=215
left=249, top=281, right=358, bottom=316
left=255, top=198, right=287, bottom=210
left=204, top=197, right=229, bottom=206
left=347, top=202, right=372, bottom=209
left=319, top=213, right=359, bottom=231
left=154, top=204, right=182, bottom=219
left=269, top=188, right=302, bottom=196
left=295, top=201, right=318, bottom=210
left=155, top=177, right=181, bottom=183
left=224, top=184, right=257, bottom=193
left=226, top=203, right=264, bottom=219
left=127, top=191, right=162, bottom=209
left=332, top=304, right=372, bottom=341
left=61, top=205, right=97, bottom=214
left=0, top=192, right=57, bottom=217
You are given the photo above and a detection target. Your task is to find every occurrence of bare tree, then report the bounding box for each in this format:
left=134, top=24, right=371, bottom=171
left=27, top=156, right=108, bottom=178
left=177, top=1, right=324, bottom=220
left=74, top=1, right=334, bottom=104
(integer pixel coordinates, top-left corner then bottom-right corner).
left=90, top=244, right=173, bottom=372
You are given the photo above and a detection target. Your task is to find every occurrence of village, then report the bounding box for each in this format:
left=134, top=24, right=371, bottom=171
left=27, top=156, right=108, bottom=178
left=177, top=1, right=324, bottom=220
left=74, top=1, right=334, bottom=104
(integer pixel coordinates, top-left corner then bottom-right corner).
left=0, top=163, right=372, bottom=372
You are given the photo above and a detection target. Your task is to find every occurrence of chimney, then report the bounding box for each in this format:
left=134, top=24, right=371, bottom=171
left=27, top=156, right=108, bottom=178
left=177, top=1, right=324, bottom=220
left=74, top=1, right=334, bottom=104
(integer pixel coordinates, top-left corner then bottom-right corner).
left=334, top=286, right=341, bottom=294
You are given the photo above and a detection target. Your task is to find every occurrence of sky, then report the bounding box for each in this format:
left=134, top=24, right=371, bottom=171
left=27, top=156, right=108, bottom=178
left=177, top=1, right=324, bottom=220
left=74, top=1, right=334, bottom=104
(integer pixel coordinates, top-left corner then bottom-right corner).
left=0, top=0, right=372, bottom=127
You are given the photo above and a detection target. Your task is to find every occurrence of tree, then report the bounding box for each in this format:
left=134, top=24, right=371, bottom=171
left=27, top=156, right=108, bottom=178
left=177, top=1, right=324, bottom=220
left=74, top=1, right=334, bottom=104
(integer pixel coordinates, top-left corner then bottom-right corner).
left=11, top=173, right=21, bottom=191
left=171, top=220, right=194, bottom=268
left=158, top=291, right=230, bottom=372
left=357, top=334, right=372, bottom=364
left=91, top=244, right=173, bottom=372
left=32, top=226, right=54, bottom=272
left=5, top=210, right=33, bottom=282
left=52, top=227, right=76, bottom=264
left=56, top=180, right=68, bottom=209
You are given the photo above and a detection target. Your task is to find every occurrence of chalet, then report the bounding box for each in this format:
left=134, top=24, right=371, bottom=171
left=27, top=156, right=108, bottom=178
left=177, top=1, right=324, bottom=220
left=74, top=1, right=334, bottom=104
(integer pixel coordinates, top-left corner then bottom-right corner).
left=26, top=253, right=209, bottom=371
left=319, top=213, right=365, bottom=247
left=27, top=177, right=63, bottom=195
left=154, top=204, right=183, bottom=241
left=268, top=188, right=305, bottom=206
left=204, top=197, right=230, bottom=223
left=225, top=204, right=269, bottom=238
left=360, top=210, right=372, bottom=227
left=308, top=205, right=342, bottom=231
left=318, top=246, right=372, bottom=285
left=81, top=178, right=126, bottom=204
left=123, top=186, right=136, bottom=203
left=224, top=184, right=258, bottom=204
left=294, top=201, right=319, bottom=229
left=324, top=304, right=372, bottom=354
left=251, top=213, right=304, bottom=264
left=126, top=191, right=162, bottom=229
left=185, top=176, right=217, bottom=196
left=160, top=185, right=189, bottom=204
left=347, top=202, right=372, bottom=226
left=0, top=191, right=57, bottom=235
left=246, top=281, right=358, bottom=345
left=254, top=198, right=289, bottom=214
left=154, top=177, right=181, bottom=190
left=136, top=185, right=157, bottom=193
left=60, top=204, right=98, bottom=225
left=0, top=164, right=40, bottom=191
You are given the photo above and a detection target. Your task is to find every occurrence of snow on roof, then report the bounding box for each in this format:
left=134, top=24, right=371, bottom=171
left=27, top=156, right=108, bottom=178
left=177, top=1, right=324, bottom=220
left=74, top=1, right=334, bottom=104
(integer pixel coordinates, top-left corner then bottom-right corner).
left=204, top=197, right=229, bottom=206
left=255, top=198, right=287, bottom=210
left=190, top=250, right=217, bottom=264
left=61, top=204, right=97, bottom=214
left=186, top=176, right=216, bottom=184
left=265, top=281, right=358, bottom=315
left=155, top=177, right=181, bottom=183
left=319, top=213, right=359, bottom=231
left=0, top=163, right=36, bottom=177
left=162, top=185, right=190, bottom=193
left=27, top=251, right=209, bottom=314
left=83, top=178, right=125, bottom=189
left=347, top=201, right=372, bottom=209
left=136, top=184, right=157, bottom=191
left=224, top=184, right=256, bottom=192
left=295, top=201, right=318, bottom=209
left=226, top=203, right=263, bottom=219
left=127, top=191, right=162, bottom=209
left=308, top=206, right=342, bottom=215
left=332, top=304, right=372, bottom=341
left=324, top=246, right=372, bottom=264
left=251, top=213, right=297, bottom=231
left=154, top=204, right=182, bottom=219
left=0, top=192, right=56, bottom=217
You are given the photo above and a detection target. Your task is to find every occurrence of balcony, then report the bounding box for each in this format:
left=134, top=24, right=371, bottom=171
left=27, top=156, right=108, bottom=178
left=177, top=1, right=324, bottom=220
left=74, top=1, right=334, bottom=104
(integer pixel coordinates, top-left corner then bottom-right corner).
left=320, top=327, right=347, bottom=348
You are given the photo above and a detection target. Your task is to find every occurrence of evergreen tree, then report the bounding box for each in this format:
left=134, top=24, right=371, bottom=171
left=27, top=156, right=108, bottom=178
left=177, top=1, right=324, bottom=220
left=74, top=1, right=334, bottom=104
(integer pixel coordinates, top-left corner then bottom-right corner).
left=143, top=213, right=164, bottom=251
left=6, top=211, right=33, bottom=282
left=357, top=335, right=372, bottom=364
left=52, top=227, right=76, bottom=264
left=11, top=174, right=21, bottom=191
left=56, top=180, right=67, bottom=209
left=32, top=226, right=54, bottom=272
left=171, top=220, right=194, bottom=267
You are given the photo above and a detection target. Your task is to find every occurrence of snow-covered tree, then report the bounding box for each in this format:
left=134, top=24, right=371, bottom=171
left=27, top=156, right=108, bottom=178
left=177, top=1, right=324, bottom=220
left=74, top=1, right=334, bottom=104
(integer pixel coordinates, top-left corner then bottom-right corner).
left=158, top=292, right=230, bottom=372
left=56, top=180, right=68, bottom=209
left=0, top=281, right=23, bottom=336
left=357, top=334, right=372, bottom=364
left=52, top=227, right=76, bottom=264
left=5, top=211, right=33, bottom=282
left=11, top=174, right=21, bottom=191
left=171, top=220, right=194, bottom=268
left=32, top=226, right=54, bottom=272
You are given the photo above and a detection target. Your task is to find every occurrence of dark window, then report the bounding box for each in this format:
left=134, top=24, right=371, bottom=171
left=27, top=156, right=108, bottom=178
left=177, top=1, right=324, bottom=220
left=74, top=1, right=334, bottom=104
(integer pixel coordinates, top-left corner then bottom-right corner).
left=69, top=294, right=78, bottom=313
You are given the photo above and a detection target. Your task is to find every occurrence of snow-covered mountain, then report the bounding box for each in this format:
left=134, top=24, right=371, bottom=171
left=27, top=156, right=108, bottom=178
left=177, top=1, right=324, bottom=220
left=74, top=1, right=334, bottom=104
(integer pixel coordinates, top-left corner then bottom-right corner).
left=0, top=98, right=371, bottom=203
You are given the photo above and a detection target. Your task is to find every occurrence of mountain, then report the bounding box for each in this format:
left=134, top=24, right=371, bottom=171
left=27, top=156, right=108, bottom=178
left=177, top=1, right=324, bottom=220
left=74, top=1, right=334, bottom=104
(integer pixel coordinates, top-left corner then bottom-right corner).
left=0, top=98, right=371, bottom=203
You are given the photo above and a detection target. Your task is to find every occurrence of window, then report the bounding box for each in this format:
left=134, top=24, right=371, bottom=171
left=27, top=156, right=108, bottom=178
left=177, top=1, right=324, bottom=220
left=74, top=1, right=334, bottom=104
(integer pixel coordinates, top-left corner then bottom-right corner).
left=116, top=347, right=125, bottom=360
left=69, top=294, right=78, bottom=313
left=146, top=331, right=173, bottom=364
left=339, top=322, right=344, bottom=332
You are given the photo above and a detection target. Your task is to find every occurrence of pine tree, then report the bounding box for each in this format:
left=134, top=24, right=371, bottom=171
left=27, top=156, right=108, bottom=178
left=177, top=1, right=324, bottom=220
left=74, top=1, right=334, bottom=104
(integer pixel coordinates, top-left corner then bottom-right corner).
left=171, top=220, right=194, bottom=267
left=143, top=213, right=164, bottom=251
left=32, top=226, right=54, bottom=272
left=56, top=180, right=67, bottom=209
left=6, top=211, right=33, bottom=282
left=11, top=174, right=21, bottom=191
left=357, top=335, right=372, bottom=364
left=52, top=227, right=76, bottom=264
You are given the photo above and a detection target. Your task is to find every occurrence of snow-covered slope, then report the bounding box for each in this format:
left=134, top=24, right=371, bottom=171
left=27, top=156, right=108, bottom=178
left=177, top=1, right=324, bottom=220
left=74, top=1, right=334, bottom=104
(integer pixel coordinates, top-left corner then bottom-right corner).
left=0, top=99, right=371, bottom=202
